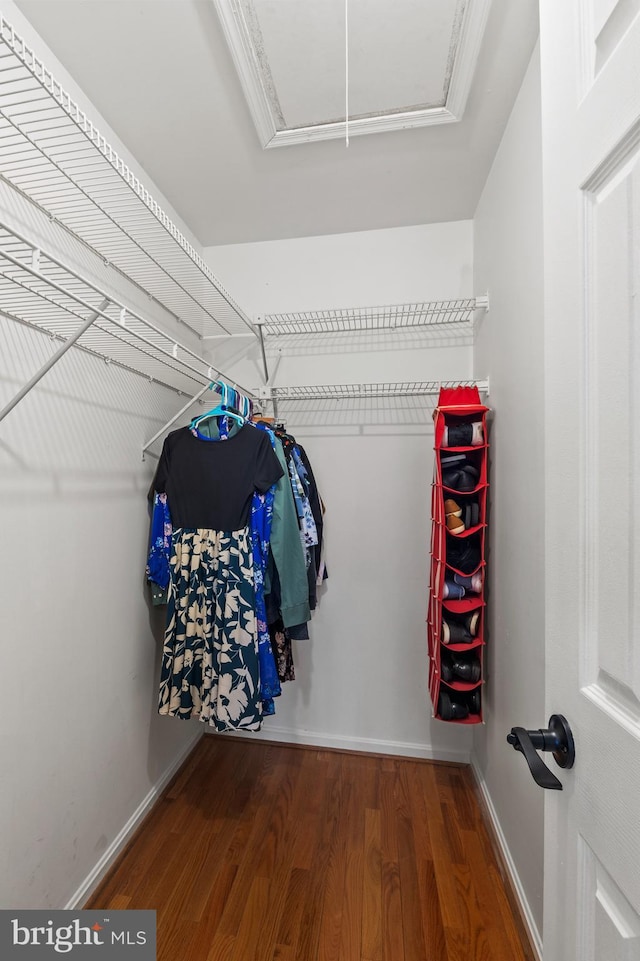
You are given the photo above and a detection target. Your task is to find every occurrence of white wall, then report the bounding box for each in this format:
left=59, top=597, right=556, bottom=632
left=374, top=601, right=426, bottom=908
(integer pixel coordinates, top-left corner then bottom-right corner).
left=472, top=46, right=545, bottom=949
left=206, top=221, right=474, bottom=315
left=204, top=222, right=478, bottom=760
left=0, top=3, right=204, bottom=908
left=0, top=313, right=202, bottom=909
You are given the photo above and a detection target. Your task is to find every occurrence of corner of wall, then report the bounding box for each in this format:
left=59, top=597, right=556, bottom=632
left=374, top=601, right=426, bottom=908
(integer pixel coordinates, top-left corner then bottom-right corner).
left=471, top=40, right=545, bottom=945
left=66, top=732, right=203, bottom=909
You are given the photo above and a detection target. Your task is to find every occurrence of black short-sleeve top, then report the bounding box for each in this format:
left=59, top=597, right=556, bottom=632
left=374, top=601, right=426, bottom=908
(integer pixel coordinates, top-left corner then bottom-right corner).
left=151, top=425, right=284, bottom=530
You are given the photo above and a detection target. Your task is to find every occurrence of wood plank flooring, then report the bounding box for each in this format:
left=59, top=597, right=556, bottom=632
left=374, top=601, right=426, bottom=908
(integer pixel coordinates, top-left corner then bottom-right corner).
left=85, top=737, right=536, bottom=961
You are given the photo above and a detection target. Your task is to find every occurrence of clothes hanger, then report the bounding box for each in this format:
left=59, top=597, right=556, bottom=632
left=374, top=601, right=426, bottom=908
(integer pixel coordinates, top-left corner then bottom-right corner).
left=222, top=382, right=253, bottom=420
left=228, top=386, right=252, bottom=420
left=190, top=382, right=245, bottom=431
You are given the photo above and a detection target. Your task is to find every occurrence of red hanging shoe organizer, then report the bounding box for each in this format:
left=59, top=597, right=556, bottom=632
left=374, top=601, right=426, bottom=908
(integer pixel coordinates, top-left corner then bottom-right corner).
left=428, top=385, right=489, bottom=724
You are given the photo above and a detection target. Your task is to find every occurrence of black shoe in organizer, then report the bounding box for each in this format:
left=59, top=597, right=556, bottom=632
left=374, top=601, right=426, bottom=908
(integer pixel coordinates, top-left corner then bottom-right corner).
left=446, top=532, right=481, bottom=573
left=440, top=453, right=480, bottom=492
left=441, top=651, right=481, bottom=684
left=438, top=688, right=481, bottom=721
left=442, top=610, right=480, bottom=645
left=464, top=500, right=480, bottom=528
left=443, top=421, right=483, bottom=447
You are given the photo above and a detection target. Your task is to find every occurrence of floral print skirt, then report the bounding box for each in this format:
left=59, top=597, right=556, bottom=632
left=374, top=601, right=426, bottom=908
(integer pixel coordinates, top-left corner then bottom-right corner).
left=158, top=527, right=262, bottom=732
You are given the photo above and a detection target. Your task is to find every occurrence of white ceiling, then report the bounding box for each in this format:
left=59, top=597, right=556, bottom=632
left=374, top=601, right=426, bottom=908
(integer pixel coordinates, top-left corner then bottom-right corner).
left=14, top=0, right=539, bottom=246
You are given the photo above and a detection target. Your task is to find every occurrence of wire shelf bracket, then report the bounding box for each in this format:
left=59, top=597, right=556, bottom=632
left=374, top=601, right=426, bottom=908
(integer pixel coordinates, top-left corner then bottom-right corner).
left=0, top=296, right=109, bottom=425
left=142, top=383, right=211, bottom=458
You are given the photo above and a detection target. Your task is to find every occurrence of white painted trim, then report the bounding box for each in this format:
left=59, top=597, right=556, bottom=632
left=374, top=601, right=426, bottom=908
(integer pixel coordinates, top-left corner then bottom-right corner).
left=205, top=725, right=471, bottom=764
left=212, top=0, right=491, bottom=149
left=212, top=0, right=277, bottom=149
left=470, top=759, right=543, bottom=961
left=64, top=731, right=203, bottom=909
left=264, top=109, right=457, bottom=149
left=446, top=0, right=493, bottom=120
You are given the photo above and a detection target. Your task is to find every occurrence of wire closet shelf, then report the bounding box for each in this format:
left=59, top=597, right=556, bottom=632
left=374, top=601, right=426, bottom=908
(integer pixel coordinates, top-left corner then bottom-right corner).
left=256, top=297, right=489, bottom=336
left=0, top=15, right=254, bottom=339
left=0, top=220, right=257, bottom=427
left=266, top=381, right=490, bottom=403
left=259, top=381, right=490, bottom=421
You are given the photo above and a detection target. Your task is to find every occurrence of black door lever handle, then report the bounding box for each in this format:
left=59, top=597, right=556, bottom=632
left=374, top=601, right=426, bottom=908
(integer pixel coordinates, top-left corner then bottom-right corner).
left=507, top=714, right=575, bottom=791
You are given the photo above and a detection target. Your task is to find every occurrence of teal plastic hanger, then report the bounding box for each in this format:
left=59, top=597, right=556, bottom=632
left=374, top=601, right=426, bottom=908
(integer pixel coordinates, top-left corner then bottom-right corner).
left=225, top=384, right=252, bottom=419
left=190, top=382, right=246, bottom=432
left=236, top=390, right=251, bottom=419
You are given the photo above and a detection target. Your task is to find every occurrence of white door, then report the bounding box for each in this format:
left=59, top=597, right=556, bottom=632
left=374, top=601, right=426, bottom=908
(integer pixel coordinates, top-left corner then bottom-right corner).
left=541, top=1, right=640, bottom=958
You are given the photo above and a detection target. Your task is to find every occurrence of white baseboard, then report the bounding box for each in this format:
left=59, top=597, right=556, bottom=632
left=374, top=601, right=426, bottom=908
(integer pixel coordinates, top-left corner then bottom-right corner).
left=470, top=759, right=543, bottom=961
left=65, top=730, right=203, bottom=909
left=205, top=724, right=471, bottom=764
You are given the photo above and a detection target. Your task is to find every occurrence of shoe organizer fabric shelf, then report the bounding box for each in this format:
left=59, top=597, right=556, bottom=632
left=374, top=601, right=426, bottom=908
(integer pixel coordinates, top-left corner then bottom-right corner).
left=428, top=385, right=489, bottom=724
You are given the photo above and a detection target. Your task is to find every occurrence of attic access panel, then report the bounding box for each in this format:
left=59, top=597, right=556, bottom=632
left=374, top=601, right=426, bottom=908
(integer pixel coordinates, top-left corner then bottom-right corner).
left=213, top=0, right=491, bottom=146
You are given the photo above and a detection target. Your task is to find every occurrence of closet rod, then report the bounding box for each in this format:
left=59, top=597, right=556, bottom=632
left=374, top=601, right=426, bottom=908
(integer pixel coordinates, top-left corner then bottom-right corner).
left=0, top=298, right=108, bottom=424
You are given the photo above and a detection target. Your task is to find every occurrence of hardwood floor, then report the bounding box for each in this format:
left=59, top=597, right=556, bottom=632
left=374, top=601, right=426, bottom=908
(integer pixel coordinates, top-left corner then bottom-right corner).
left=85, top=737, right=536, bottom=961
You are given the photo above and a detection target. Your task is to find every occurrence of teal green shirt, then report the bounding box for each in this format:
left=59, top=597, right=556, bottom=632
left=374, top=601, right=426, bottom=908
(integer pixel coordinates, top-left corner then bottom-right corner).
left=267, top=437, right=311, bottom=628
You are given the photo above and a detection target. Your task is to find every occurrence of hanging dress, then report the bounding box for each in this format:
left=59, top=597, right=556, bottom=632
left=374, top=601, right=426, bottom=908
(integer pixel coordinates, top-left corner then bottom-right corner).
left=251, top=484, right=280, bottom=714
left=150, top=423, right=283, bottom=732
